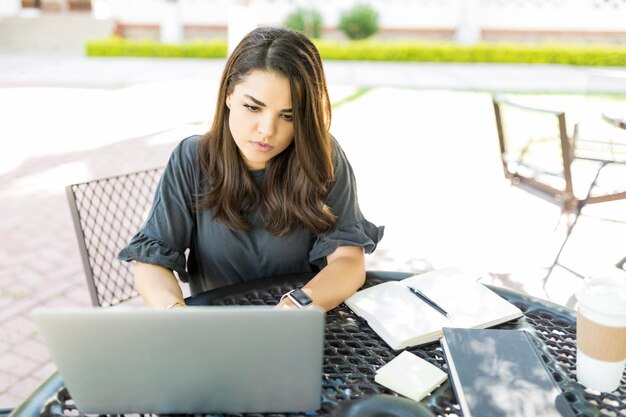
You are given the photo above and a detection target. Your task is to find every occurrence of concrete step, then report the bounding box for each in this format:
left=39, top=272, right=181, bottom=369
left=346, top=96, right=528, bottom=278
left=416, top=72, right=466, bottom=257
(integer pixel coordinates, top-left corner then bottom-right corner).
left=0, top=14, right=114, bottom=54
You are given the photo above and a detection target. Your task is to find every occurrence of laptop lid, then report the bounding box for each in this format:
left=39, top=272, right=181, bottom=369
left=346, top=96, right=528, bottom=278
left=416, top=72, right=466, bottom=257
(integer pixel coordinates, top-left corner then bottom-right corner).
left=32, top=306, right=325, bottom=414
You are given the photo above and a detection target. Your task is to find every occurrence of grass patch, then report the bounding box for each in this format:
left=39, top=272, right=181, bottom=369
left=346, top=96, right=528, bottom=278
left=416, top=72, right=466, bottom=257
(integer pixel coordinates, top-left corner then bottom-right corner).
left=331, top=87, right=374, bottom=109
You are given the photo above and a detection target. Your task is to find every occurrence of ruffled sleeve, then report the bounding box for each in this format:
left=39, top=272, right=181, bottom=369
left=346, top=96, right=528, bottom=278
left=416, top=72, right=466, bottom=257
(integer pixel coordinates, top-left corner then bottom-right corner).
left=309, top=137, right=384, bottom=268
left=117, top=136, right=201, bottom=282
left=118, top=231, right=189, bottom=281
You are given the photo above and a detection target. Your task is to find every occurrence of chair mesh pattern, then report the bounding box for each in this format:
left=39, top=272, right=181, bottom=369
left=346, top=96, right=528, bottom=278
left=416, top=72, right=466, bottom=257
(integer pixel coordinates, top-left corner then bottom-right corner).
left=38, top=277, right=625, bottom=417
left=68, top=168, right=164, bottom=307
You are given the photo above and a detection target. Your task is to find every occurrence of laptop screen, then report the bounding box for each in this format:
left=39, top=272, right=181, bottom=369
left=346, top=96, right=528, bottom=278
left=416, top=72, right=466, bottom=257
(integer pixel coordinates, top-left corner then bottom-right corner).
left=33, top=306, right=325, bottom=414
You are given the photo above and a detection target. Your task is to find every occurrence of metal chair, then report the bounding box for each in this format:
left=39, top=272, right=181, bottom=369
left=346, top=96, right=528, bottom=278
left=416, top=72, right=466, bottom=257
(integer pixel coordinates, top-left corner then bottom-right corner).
left=66, top=167, right=164, bottom=307
left=492, top=94, right=626, bottom=280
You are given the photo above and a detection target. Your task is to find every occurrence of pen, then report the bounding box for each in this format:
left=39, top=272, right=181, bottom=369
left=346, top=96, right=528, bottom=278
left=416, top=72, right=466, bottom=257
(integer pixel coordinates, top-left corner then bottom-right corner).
left=407, top=286, right=449, bottom=317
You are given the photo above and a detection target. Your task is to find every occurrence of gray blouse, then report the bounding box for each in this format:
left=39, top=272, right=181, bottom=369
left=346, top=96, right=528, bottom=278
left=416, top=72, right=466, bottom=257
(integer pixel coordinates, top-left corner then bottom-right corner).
left=118, top=135, right=383, bottom=295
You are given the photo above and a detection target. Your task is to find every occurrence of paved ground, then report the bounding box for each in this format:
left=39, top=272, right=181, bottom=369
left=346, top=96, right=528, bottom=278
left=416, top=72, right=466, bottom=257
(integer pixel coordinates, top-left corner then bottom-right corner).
left=0, top=53, right=616, bottom=93
left=1, top=34, right=626, bottom=411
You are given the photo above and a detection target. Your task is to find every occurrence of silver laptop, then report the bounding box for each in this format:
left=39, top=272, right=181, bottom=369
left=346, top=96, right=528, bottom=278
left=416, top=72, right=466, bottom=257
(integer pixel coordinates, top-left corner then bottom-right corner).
left=32, top=306, right=325, bottom=414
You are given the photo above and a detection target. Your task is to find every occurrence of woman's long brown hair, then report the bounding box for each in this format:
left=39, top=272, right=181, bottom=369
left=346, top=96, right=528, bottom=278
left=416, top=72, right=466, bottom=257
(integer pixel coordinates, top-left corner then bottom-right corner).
left=197, top=26, right=336, bottom=236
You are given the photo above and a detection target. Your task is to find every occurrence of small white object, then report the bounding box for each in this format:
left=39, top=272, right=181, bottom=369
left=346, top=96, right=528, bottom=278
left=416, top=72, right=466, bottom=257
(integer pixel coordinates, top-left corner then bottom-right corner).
left=375, top=351, right=447, bottom=402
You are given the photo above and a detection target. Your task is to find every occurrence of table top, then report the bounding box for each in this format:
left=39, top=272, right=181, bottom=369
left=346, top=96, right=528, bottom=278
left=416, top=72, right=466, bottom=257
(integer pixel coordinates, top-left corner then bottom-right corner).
left=11, top=271, right=626, bottom=417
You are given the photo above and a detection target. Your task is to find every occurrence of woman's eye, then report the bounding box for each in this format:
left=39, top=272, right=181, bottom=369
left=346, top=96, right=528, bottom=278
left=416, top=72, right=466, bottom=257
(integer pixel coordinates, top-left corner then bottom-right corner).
left=282, top=114, right=294, bottom=122
left=243, top=104, right=259, bottom=112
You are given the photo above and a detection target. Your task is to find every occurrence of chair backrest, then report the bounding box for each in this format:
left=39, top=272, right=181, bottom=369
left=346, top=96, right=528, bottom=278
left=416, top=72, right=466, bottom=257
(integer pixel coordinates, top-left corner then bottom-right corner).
left=492, top=94, right=576, bottom=213
left=493, top=93, right=626, bottom=216
left=66, top=167, right=164, bottom=307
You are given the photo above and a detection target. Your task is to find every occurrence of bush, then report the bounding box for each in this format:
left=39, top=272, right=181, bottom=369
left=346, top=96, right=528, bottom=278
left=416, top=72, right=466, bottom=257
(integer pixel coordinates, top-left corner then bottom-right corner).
left=85, top=37, right=227, bottom=58
left=84, top=36, right=626, bottom=67
left=284, top=7, right=323, bottom=39
left=338, top=3, right=379, bottom=40
left=312, top=39, right=626, bottom=66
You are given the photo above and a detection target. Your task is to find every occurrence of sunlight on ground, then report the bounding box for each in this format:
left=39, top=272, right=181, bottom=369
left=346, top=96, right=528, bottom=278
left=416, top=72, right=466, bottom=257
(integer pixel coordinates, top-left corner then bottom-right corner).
left=0, top=81, right=216, bottom=176
left=0, top=82, right=361, bottom=177
left=3, top=161, right=89, bottom=198
left=1, top=83, right=624, bottom=306
left=331, top=87, right=625, bottom=304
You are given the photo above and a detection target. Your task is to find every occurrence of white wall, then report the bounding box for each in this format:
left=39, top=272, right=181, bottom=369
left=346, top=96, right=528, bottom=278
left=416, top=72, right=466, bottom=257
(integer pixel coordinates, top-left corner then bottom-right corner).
left=481, top=0, right=626, bottom=32
left=0, top=0, right=21, bottom=16
left=100, top=0, right=626, bottom=37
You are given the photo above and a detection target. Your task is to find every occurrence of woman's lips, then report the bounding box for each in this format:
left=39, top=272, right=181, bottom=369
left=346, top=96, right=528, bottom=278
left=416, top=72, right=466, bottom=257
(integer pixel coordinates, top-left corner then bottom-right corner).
left=251, top=141, right=274, bottom=153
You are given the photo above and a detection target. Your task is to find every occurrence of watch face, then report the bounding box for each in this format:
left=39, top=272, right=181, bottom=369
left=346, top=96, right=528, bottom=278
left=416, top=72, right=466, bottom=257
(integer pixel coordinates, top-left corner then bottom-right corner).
left=289, top=289, right=313, bottom=307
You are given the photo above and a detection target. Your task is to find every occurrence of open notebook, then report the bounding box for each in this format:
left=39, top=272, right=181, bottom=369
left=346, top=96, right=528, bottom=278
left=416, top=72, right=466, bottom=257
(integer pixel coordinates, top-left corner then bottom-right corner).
left=345, top=268, right=522, bottom=350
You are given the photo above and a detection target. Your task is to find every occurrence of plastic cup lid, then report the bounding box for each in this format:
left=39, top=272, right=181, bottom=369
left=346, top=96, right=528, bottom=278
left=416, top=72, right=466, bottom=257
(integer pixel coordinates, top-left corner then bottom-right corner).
left=576, top=277, right=626, bottom=316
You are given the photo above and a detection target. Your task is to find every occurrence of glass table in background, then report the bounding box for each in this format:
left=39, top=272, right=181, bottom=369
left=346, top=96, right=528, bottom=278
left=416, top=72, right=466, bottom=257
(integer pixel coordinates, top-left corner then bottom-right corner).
left=9, top=271, right=626, bottom=417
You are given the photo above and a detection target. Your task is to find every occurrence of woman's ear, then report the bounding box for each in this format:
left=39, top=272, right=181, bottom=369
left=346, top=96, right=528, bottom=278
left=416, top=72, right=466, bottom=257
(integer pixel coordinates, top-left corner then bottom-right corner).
left=225, top=94, right=231, bottom=109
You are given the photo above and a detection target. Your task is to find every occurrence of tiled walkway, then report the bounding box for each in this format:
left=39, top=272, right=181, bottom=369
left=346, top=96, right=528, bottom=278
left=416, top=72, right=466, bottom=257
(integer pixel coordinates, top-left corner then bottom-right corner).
left=1, top=54, right=625, bottom=409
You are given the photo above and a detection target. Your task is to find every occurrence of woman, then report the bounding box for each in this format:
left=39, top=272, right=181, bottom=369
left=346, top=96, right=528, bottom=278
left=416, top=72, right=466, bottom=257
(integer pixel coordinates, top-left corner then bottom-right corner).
left=118, top=26, right=383, bottom=311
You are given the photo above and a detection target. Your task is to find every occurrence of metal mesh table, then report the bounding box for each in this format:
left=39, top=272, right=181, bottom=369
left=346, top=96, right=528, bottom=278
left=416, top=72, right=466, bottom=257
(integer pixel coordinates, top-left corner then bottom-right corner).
left=12, top=272, right=626, bottom=417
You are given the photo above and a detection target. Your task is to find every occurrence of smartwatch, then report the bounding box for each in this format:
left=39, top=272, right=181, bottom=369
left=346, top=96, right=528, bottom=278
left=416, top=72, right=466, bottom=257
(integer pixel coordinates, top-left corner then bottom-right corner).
left=280, top=288, right=313, bottom=309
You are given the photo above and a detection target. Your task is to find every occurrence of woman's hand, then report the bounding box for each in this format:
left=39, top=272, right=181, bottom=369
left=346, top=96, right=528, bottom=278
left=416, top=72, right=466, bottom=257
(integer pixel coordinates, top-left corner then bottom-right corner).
left=300, top=246, right=365, bottom=311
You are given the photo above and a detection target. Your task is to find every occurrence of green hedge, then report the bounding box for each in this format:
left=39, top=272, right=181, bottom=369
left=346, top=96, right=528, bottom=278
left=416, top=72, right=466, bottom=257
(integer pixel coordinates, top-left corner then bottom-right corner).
left=314, top=40, right=626, bottom=66
left=85, top=37, right=626, bottom=66
left=85, top=37, right=227, bottom=58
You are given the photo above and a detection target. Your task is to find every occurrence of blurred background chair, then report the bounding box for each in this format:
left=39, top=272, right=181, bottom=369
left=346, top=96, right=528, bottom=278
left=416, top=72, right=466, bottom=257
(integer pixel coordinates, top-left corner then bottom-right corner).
left=492, top=94, right=626, bottom=281
left=578, top=68, right=626, bottom=163
left=66, top=167, right=164, bottom=307
left=618, top=256, right=626, bottom=272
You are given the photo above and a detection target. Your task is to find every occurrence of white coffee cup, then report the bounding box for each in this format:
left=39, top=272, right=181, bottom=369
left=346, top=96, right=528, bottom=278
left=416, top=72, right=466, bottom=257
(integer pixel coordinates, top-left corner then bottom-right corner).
left=575, top=277, right=626, bottom=392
